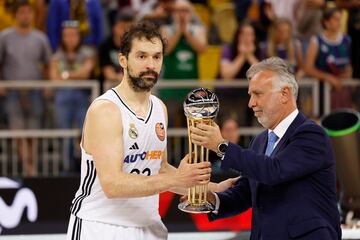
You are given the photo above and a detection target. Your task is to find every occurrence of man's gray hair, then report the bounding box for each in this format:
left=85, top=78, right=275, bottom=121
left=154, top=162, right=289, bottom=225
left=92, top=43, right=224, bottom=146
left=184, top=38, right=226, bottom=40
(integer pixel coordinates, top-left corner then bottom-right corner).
left=246, top=57, right=299, bottom=99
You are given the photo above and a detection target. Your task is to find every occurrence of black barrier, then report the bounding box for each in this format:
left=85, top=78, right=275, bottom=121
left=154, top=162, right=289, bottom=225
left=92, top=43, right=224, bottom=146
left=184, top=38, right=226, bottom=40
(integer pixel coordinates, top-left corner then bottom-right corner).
left=321, top=109, right=360, bottom=214
left=0, top=174, right=249, bottom=235
left=0, top=177, right=78, bottom=234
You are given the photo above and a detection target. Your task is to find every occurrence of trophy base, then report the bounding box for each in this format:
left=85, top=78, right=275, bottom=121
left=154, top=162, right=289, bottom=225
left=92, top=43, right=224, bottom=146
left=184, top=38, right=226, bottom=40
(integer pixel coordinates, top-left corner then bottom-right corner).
left=178, top=201, right=215, bottom=214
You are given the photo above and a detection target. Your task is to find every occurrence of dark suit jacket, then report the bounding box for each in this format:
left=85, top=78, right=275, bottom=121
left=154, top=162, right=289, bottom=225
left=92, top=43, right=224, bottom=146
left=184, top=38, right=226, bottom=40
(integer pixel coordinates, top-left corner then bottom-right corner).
left=209, top=112, right=341, bottom=240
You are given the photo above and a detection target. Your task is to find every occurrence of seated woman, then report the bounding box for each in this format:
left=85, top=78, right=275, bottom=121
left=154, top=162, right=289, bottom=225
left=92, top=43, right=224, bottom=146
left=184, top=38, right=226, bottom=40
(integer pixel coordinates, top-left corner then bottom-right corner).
left=304, top=7, right=352, bottom=116
left=217, top=21, right=260, bottom=126
left=259, top=18, right=303, bottom=80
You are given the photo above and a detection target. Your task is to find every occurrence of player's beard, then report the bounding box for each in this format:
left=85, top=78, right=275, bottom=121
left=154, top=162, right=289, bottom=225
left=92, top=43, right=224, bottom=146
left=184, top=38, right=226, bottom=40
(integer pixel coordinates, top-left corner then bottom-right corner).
left=127, top=67, right=159, bottom=92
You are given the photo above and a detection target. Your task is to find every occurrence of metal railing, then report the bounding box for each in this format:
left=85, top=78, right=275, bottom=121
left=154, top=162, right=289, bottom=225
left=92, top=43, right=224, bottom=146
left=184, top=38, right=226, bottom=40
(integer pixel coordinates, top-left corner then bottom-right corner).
left=105, top=78, right=320, bottom=116
left=0, top=78, right=358, bottom=176
left=323, top=79, right=360, bottom=115
left=0, top=80, right=98, bottom=177
left=0, top=80, right=100, bottom=100
left=0, top=129, right=80, bottom=176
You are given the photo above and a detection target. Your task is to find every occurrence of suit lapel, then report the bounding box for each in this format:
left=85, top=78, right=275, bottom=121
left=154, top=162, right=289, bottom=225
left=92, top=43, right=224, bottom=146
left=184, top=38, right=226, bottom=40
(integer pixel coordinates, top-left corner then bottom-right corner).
left=254, top=113, right=307, bottom=196
left=253, top=132, right=268, bottom=195
left=260, top=133, right=268, bottom=155
left=270, top=112, right=306, bottom=157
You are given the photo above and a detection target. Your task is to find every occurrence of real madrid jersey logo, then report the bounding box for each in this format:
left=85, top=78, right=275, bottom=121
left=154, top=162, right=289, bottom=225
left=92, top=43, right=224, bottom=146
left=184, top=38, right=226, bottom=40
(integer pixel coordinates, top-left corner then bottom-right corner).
left=129, top=123, right=138, bottom=139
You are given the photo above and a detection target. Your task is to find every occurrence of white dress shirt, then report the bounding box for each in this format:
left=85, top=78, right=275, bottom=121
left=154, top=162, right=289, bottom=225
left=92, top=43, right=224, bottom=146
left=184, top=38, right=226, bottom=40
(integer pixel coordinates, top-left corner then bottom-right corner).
left=270, top=108, right=299, bottom=148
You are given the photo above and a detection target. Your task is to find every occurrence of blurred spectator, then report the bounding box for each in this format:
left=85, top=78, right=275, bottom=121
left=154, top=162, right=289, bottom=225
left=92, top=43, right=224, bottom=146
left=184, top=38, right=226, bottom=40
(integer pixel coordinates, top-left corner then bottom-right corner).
left=233, top=0, right=271, bottom=42
left=264, top=0, right=300, bottom=33
left=304, top=8, right=352, bottom=115
left=217, top=21, right=259, bottom=126
left=0, top=0, right=52, bottom=175
left=47, top=0, right=104, bottom=50
left=101, top=0, right=120, bottom=28
left=0, top=0, right=47, bottom=31
left=220, top=116, right=240, bottom=144
left=118, top=0, right=153, bottom=13
left=335, top=0, right=360, bottom=79
left=160, top=0, right=207, bottom=127
left=32, top=0, right=46, bottom=31
left=220, top=22, right=259, bottom=79
left=0, top=46, right=5, bottom=129
left=0, top=92, right=6, bottom=128
left=106, top=0, right=154, bottom=27
left=49, top=20, right=96, bottom=171
left=335, top=0, right=360, bottom=112
left=99, top=9, right=134, bottom=86
left=260, top=18, right=303, bottom=80
left=137, top=0, right=176, bottom=26
left=0, top=0, right=15, bottom=30
left=296, top=0, right=325, bottom=55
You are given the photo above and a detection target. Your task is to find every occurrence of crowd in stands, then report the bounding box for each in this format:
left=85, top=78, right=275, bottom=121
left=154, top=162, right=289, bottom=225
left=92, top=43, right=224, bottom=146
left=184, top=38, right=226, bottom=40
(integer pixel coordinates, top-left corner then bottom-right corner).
left=0, top=0, right=359, bottom=174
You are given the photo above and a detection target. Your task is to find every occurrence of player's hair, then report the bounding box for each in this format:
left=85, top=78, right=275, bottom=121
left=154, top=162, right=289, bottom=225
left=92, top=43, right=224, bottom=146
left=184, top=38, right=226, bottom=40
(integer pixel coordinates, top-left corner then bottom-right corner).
left=119, top=21, right=166, bottom=58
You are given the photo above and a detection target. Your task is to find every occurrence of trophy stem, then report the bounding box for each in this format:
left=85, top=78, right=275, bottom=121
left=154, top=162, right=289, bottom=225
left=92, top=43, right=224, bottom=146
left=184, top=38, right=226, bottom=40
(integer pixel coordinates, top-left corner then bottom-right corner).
left=186, top=118, right=192, bottom=203
left=179, top=117, right=214, bottom=214
left=200, top=132, right=205, bottom=204
left=205, top=148, right=209, bottom=202
left=187, top=118, right=192, bottom=164
left=193, top=119, right=198, bottom=206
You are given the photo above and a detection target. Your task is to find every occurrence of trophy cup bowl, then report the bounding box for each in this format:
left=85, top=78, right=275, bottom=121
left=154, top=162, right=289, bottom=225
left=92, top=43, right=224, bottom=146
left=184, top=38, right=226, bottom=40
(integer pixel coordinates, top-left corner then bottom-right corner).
left=178, top=88, right=219, bottom=214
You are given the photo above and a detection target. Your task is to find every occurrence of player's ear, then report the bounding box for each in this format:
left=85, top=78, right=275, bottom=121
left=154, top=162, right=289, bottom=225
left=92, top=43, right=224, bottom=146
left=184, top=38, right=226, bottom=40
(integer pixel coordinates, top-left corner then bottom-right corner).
left=118, top=53, right=127, bottom=69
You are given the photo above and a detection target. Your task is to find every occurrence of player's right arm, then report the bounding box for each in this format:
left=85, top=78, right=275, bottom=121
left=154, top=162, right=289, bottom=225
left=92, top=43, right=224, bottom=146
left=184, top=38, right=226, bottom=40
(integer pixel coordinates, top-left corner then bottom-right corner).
left=83, top=100, right=211, bottom=199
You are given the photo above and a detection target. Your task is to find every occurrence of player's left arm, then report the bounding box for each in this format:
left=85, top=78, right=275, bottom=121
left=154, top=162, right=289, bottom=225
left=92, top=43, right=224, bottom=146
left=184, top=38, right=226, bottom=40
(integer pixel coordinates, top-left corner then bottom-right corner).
left=159, top=151, right=188, bottom=195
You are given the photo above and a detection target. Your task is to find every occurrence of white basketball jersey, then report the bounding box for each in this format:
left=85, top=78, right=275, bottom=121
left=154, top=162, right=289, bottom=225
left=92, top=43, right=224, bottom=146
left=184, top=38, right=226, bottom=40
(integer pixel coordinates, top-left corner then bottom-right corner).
left=70, top=88, right=167, bottom=227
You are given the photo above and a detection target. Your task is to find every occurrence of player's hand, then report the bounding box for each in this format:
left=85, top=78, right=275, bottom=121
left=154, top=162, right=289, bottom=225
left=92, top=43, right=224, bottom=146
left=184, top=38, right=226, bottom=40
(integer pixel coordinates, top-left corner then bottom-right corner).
left=190, top=123, right=224, bottom=152
left=175, top=155, right=211, bottom=188
left=216, top=177, right=241, bottom=192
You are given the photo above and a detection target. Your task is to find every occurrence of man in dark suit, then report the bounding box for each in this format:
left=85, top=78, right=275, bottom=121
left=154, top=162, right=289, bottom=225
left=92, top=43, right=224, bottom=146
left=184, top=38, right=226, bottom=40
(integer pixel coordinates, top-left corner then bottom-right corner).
left=190, top=57, right=341, bottom=240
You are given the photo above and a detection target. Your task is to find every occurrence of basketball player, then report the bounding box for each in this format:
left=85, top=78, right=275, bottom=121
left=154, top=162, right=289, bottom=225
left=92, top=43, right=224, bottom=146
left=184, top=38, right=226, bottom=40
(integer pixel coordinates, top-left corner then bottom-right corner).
left=66, top=21, right=237, bottom=240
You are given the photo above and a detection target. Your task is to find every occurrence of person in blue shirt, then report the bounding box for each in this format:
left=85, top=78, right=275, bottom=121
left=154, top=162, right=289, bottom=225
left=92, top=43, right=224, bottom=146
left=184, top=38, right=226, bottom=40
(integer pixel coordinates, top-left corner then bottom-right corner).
left=47, top=0, right=104, bottom=50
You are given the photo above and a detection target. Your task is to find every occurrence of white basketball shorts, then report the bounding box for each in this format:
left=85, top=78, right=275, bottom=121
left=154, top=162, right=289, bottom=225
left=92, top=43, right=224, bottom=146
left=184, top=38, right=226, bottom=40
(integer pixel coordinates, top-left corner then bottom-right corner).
left=66, top=214, right=168, bottom=240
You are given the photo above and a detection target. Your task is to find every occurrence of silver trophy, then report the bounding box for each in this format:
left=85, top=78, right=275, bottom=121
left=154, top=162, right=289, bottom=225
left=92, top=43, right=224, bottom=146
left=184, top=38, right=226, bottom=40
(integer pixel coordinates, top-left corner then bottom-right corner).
left=178, top=88, right=219, bottom=213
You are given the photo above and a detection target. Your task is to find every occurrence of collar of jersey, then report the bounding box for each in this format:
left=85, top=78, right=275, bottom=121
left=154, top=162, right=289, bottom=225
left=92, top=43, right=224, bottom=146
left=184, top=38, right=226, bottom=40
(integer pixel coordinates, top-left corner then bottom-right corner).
left=111, top=88, right=153, bottom=123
